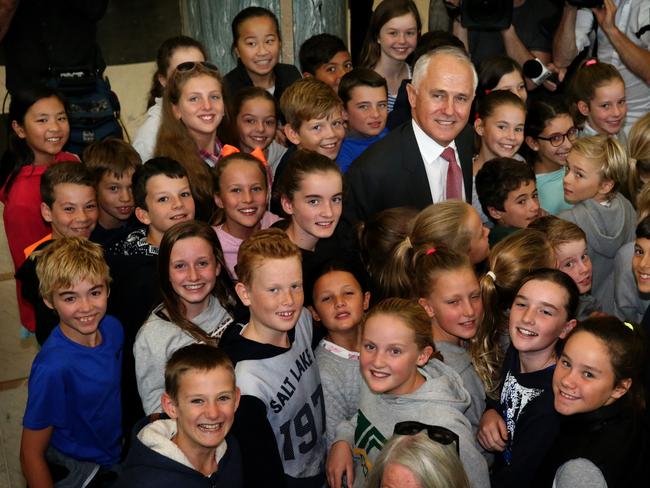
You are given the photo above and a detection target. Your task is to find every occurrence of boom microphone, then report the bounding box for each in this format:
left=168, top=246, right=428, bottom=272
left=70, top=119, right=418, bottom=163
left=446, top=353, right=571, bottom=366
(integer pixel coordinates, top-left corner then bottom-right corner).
left=522, top=58, right=560, bottom=87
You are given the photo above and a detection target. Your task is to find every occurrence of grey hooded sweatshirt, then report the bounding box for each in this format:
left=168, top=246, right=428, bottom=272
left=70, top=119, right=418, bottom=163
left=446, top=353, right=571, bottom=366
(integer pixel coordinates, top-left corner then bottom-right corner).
left=334, top=358, right=489, bottom=488
left=559, top=193, right=636, bottom=313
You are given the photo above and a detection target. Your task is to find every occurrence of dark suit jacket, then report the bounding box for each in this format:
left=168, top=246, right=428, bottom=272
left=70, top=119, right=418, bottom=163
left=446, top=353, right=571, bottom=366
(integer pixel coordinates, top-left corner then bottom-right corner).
left=343, top=120, right=474, bottom=223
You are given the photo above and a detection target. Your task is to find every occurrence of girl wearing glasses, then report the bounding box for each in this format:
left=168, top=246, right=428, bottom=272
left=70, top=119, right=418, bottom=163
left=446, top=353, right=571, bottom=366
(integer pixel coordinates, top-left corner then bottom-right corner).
left=155, top=61, right=225, bottom=222
left=326, top=298, right=489, bottom=488
left=525, top=97, right=578, bottom=215
left=559, top=135, right=635, bottom=314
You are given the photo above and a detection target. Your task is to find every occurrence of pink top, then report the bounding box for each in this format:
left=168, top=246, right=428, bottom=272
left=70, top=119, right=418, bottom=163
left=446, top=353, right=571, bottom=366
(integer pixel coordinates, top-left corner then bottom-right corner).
left=1, top=152, right=79, bottom=331
left=213, top=211, right=281, bottom=279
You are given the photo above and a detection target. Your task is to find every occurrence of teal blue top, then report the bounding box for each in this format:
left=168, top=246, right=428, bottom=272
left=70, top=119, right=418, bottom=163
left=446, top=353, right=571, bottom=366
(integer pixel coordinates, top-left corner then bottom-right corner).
left=536, top=169, right=573, bottom=215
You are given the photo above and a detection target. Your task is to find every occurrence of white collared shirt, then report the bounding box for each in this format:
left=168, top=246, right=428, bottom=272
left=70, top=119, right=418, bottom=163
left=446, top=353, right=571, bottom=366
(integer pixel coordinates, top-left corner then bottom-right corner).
left=411, top=119, right=465, bottom=203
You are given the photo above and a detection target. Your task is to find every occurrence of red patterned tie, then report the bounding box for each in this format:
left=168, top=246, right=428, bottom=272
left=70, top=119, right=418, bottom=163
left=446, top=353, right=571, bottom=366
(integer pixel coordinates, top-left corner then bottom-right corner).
left=442, top=147, right=462, bottom=200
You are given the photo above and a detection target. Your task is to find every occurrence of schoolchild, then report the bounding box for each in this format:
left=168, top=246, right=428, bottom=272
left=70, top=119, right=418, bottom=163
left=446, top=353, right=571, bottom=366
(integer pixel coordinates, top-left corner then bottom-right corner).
left=271, top=78, right=346, bottom=207
left=479, top=229, right=556, bottom=398
left=231, top=87, right=287, bottom=174
left=535, top=317, right=649, bottom=487
left=224, top=6, right=301, bottom=107
left=359, top=0, right=421, bottom=112
left=628, top=215, right=650, bottom=324
left=275, top=149, right=344, bottom=276
left=106, top=157, right=195, bottom=436
left=326, top=298, right=489, bottom=488
left=116, top=344, right=243, bottom=487
left=478, top=269, right=579, bottom=487
left=473, top=90, right=527, bottom=177
left=133, top=35, right=207, bottom=162
left=356, top=206, right=419, bottom=303
left=524, top=97, right=577, bottom=215
left=84, top=138, right=142, bottom=247
left=299, top=33, right=353, bottom=91
left=559, top=135, right=636, bottom=313
left=476, top=55, right=528, bottom=103
left=109, top=157, right=195, bottom=256
left=336, top=68, right=389, bottom=172
left=134, top=220, right=238, bottom=415
left=414, top=246, right=486, bottom=434
left=155, top=61, right=225, bottom=222
left=627, top=111, right=650, bottom=207
left=219, top=229, right=327, bottom=487
left=382, top=200, right=490, bottom=299
left=471, top=90, right=528, bottom=225
left=0, top=86, right=78, bottom=334
left=212, top=152, right=280, bottom=279
left=476, top=157, right=541, bottom=246
left=530, top=215, right=601, bottom=320
left=308, top=259, right=371, bottom=447
left=20, top=238, right=123, bottom=487
left=16, top=161, right=98, bottom=345
left=569, top=60, right=627, bottom=143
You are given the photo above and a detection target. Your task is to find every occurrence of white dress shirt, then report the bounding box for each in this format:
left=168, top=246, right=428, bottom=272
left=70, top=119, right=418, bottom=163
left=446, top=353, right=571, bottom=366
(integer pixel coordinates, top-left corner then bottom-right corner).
left=411, top=119, right=465, bottom=203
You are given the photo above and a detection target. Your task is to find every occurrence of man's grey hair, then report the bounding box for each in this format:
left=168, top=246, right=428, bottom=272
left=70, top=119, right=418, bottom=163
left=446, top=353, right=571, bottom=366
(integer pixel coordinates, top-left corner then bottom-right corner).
left=411, top=45, right=478, bottom=93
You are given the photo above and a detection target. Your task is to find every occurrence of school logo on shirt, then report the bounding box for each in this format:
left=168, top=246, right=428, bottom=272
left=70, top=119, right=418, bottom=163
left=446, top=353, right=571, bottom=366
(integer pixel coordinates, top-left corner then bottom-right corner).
left=353, top=410, right=386, bottom=476
left=501, top=371, right=543, bottom=441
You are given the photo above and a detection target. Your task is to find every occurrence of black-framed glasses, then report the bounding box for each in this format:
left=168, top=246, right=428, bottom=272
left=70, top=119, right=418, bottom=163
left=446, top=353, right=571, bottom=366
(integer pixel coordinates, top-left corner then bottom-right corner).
left=175, top=61, right=220, bottom=73
left=393, top=421, right=460, bottom=455
left=536, top=127, right=579, bottom=147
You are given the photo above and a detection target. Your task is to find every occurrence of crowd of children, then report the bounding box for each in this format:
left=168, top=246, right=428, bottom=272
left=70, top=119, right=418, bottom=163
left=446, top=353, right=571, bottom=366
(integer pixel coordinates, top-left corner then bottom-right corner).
left=3, top=1, right=650, bottom=487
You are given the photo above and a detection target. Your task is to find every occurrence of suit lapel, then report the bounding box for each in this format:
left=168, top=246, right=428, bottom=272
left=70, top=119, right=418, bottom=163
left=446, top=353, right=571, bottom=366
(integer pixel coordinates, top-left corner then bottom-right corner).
left=455, top=125, right=475, bottom=203
left=401, top=122, right=434, bottom=208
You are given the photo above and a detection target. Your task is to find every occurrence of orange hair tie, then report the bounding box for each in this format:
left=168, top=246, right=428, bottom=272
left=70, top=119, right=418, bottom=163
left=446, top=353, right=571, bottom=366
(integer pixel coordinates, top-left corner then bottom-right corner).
left=220, top=144, right=268, bottom=166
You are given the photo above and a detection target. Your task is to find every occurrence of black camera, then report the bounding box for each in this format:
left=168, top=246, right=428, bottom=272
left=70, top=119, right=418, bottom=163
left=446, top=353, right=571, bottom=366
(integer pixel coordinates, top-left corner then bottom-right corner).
left=445, top=1, right=514, bottom=30
left=566, top=0, right=604, bottom=7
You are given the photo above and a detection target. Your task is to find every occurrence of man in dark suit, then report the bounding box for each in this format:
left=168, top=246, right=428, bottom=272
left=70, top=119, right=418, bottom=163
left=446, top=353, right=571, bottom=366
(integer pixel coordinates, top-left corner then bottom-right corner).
left=344, top=45, right=477, bottom=223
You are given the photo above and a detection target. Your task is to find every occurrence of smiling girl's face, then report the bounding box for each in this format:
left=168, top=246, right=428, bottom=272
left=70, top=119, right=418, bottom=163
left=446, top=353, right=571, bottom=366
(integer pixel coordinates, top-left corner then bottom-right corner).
left=476, top=103, right=526, bottom=160
left=172, top=74, right=224, bottom=143
left=553, top=330, right=629, bottom=415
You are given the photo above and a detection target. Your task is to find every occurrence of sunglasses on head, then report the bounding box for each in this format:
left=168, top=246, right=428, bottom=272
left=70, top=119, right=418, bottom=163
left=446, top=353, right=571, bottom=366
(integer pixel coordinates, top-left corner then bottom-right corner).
left=393, top=421, right=460, bottom=455
left=175, top=61, right=220, bottom=73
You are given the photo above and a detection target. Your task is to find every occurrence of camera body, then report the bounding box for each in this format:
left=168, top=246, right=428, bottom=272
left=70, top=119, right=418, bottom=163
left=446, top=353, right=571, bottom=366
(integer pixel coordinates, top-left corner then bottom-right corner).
left=566, top=0, right=604, bottom=7
left=459, top=0, right=513, bottom=30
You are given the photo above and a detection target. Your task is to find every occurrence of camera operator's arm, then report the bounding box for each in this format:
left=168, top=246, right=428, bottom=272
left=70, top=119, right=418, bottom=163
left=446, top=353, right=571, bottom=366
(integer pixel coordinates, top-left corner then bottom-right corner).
left=553, top=3, right=580, bottom=68
left=594, top=0, right=650, bottom=84
left=448, top=1, right=470, bottom=52
left=0, top=0, right=19, bottom=42
left=501, top=24, right=552, bottom=67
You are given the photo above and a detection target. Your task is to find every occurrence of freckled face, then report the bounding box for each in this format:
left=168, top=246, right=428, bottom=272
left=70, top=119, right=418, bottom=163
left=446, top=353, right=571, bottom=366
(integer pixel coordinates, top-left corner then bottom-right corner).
left=555, top=240, right=592, bottom=294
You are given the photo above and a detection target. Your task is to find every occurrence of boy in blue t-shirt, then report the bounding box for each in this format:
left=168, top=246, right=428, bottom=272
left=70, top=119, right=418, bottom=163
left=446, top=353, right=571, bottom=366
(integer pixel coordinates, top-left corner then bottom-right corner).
left=20, top=237, right=123, bottom=487
left=336, top=68, right=389, bottom=173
